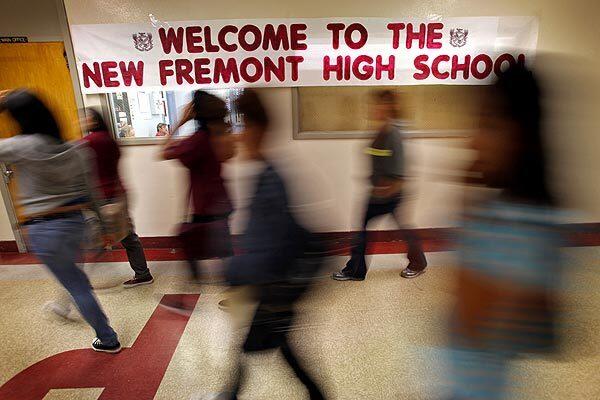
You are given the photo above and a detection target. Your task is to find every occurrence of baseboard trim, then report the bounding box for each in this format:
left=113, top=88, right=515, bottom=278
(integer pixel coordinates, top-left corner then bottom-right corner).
left=0, top=224, right=599, bottom=265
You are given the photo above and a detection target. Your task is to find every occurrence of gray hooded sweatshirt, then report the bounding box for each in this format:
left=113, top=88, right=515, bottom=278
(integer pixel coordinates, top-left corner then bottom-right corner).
left=0, top=134, right=99, bottom=217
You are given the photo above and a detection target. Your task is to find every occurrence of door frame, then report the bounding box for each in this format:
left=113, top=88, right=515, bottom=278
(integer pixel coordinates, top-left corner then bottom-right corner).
left=0, top=164, right=27, bottom=252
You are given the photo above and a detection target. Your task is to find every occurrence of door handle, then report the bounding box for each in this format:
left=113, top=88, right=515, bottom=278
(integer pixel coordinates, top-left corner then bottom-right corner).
left=3, top=169, right=13, bottom=183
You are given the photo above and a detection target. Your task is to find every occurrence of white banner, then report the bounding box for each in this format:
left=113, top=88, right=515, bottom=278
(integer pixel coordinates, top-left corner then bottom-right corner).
left=70, top=17, right=538, bottom=94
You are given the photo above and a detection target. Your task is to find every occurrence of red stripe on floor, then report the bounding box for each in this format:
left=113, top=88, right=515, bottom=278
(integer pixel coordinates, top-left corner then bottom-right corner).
left=0, top=294, right=199, bottom=400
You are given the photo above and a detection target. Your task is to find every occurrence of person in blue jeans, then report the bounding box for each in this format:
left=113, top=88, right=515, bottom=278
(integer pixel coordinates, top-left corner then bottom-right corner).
left=0, top=90, right=120, bottom=353
left=333, top=90, right=427, bottom=281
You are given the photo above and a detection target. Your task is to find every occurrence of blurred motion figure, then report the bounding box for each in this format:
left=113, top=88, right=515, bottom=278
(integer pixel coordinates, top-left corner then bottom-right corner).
left=333, top=90, right=427, bottom=281
left=449, top=64, right=563, bottom=399
left=0, top=90, right=120, bottom=353
left=81, top=108, right=153, bottom=288
left=210, top=90, right=327, bottom=400
left=161, top=90, right=235, bottom=312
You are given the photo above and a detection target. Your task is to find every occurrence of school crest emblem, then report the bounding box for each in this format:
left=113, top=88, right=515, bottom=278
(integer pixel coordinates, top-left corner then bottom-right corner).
left=132, top=32, right=153, bottom=51
left=449, top=28, right=468, bottom=48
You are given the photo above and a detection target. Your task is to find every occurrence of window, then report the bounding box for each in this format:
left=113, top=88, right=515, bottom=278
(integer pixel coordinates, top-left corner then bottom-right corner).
left=107, top=88, right=244, bottom=142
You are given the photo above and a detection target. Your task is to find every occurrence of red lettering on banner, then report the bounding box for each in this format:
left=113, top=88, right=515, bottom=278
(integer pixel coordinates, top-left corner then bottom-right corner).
left=218, top=25, right=238, bottom=52
left=323, top=55, right=343, bottom=80
left=0, top=294, right=199, bottom=400
left=119, top=61, right=144, bottom=86
left=186, top=26, right=204, bottom=53
left=471, top=54, right=493, bottom=79
left=375, top=55, right=395, bottom=80
left=203, top=27, right=220, bottom=52
left=158, top=27, right=184, bottom=54
left=262, top=24, right=290, bottom=51
left=175, top=59, right=194, bottom=84
left=194, top=58, right=212, bottom=83
left=290, top=24, right=308, bottom=50
left=451, top=55, right=471, bottom=79
left=353, top=55, right=374, bottom=80
left=345, top=23, right=368, bottom=49
left=158, top=60, right=174, bottom=85
left=413, top=55, right=430, bottom=80
left=387, top=23, right=406, bottom=49
left=214, top=58, right=240, bottom=83
left=344, top=55, right=351, bottom=80
left=415, top=53, right=527, bottom=82
left=494, top=53, right=525, bottom=75
left=101, top=61, right=119, bottom=87
left=82, top=62, right=102, bottom=88
left=432, top=55, right=450, bottom=79
left=264, top=57, right=285, bottom=82
left=326, top=23, right=345, bottom=49
left=285, top=55, right=304, bottom=81
left=240, top=57, right=263, bottom=83
left=427, top=23, right=444, bottom=49
left=406, top=23, right=426, bottom=49
left=239, top=25, right=262, bottom=51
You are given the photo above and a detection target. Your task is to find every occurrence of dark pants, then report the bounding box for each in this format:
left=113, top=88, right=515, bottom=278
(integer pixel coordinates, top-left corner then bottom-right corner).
left=180, top=214, right=233, bottom=280
left=342, top=198, right=427, bottom=278
left=121, top=231, right=151, bottom=279
left=230, top=339, right=325, bottom=400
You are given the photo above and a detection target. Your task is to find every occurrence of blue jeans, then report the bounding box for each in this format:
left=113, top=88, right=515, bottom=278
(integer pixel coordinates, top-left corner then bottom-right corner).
left=27, top=213, right=118, bottom=345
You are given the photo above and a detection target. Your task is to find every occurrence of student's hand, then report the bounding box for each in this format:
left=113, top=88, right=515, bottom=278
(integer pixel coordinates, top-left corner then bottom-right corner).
left=171, top=102, right=196, bottom=134
left=0, top=90, right=11, bottom=108
left=372, top=185, right=392, bottom=198
left=372, top=177, right=403, bottom=198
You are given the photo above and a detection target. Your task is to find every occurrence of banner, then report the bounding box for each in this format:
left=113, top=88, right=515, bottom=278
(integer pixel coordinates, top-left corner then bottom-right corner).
left=70, top=17, right=538, bottom=94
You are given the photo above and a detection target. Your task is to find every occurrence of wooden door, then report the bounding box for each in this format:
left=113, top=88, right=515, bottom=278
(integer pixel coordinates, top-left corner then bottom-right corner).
left=0, top=42, right=81, bottom=250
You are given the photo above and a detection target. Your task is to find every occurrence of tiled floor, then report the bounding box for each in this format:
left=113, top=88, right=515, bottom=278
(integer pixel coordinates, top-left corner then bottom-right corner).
left=0, top=250, right=598, bottom=399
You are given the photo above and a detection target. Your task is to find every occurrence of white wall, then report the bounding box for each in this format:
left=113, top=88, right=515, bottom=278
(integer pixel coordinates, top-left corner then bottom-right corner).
left=0, top=0, right=63, bottom=42
left=0, top=0, right=597, bottom=240
left=25, top=0, right=600, bottom=237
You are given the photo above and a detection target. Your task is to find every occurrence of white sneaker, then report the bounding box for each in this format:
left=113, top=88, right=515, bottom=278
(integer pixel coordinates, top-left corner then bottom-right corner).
left=42, top=301, right=78, bottom=321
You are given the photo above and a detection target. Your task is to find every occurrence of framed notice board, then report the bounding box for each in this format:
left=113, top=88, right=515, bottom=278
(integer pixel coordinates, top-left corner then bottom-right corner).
left=293, top=85, right=487, bottom=139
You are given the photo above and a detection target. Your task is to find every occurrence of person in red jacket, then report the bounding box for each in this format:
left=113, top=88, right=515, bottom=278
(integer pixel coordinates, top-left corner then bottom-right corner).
left=81, top=108, right=153, bottom=288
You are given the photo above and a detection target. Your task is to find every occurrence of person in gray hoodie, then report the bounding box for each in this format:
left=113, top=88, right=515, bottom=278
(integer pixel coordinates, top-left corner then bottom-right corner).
left=0, top=90, right=120, bottom=353
left=333, top=90, right=427, bottom=281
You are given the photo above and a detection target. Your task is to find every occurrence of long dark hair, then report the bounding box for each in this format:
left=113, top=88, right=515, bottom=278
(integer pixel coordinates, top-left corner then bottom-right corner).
left=85, top=107, right=109, bottom=133
left=494, top=64, right=554, bottom=205
left=1, top=90, right=63, bottom=143
left=191, top=90, right=227, bottom=132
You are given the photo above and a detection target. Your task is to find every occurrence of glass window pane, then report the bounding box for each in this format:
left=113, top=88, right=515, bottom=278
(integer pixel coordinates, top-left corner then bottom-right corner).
left=107, top=89, right=244, bottom=141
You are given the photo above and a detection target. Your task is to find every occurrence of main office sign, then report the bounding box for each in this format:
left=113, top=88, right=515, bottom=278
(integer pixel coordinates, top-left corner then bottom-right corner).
left=70, top=16, right=538, bottom=94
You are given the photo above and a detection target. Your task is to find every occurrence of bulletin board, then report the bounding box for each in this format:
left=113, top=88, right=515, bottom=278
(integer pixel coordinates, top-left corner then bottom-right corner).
left=294, top=85, right=487, bottom=139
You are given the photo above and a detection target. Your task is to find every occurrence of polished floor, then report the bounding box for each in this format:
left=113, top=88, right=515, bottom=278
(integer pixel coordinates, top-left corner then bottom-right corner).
left=0, top=249, right=598, bottom=399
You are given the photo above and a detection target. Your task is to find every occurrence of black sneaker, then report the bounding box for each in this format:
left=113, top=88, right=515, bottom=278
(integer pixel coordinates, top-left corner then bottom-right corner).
left=92, top=338, right=122, bottom=353
left=400, top=267, right=426, bottom=279
left=123, top=275, right=154, bottom=288
left=332, top=271, right=365, bottom=281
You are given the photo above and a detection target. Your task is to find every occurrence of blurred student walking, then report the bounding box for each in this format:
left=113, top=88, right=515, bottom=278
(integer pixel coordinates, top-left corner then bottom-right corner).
left=81, top=108, right=153, bottom=288
left=449, top=64, right=563, bottom=399
left=333, top=90, right=427, bottom=281
left=161, top=91, right=235, bottom=313
left=205, top=90, right=327, bottom=400
left=0, top=90, right=120, bottom=353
